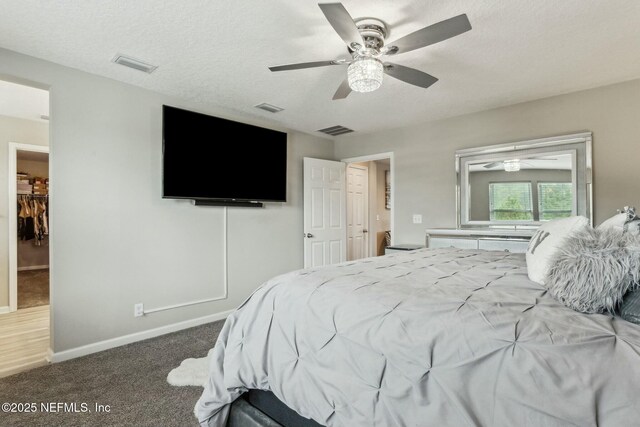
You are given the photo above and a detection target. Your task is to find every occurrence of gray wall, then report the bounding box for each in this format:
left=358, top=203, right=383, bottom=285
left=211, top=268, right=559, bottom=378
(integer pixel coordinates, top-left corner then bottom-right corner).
left=0, top=48, right=333, bottom=352
left=335, top=78, right=640, bottom=244
left=0, top=115, right=48, bottom=307
left=469, top=169, right=571, bottom=221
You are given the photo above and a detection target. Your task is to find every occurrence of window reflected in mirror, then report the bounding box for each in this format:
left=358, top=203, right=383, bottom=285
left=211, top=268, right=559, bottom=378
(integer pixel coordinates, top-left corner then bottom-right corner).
left=469, top=153, right=574, bottom=222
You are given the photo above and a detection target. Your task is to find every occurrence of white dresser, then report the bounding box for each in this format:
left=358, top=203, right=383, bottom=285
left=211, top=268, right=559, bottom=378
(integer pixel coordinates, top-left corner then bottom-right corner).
left=425, top=228, right=534, bottom=253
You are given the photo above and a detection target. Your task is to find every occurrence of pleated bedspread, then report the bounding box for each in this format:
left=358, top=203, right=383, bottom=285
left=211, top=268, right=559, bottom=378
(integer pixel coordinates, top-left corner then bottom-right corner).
left=196, top=248, right=640, bottom=427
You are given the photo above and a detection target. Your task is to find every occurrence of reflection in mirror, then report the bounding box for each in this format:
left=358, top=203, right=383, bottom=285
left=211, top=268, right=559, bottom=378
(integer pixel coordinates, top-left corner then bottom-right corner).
left=456, top=132, right=592, bottom=228
left=468, top=153, right=574, bottom=222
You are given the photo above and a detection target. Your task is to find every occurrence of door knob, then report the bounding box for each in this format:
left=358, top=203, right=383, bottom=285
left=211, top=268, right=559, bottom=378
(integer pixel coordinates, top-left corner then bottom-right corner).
left=306, top=233, right=314, bottom=238
left=363, top=229, right=368, bottom=233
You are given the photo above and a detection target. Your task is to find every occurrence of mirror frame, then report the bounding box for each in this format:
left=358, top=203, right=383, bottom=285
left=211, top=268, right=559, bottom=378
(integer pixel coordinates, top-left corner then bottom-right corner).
left=455, top=132, right=593, bottom=229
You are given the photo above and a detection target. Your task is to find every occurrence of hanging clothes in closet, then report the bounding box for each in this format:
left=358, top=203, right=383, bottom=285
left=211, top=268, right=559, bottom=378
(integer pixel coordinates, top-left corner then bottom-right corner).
left=18, top=195, right=49, bottom=246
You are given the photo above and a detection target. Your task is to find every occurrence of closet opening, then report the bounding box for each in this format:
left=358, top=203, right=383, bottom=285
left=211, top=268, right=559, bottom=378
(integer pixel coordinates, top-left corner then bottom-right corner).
left=16, top=151, right=50, bottom=309
left=0, top=78, right=50, bottom=378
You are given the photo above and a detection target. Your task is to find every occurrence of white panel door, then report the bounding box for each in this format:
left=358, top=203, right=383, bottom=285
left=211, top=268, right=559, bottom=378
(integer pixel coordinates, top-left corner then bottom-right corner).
left=346, top=164, right=369, bottom=261
left=303, top=158, right=346, bottom=268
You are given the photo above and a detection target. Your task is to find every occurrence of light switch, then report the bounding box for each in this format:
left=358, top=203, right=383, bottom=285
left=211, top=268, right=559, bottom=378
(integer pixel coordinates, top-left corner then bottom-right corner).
left=412, top=214, right=423, bottom=224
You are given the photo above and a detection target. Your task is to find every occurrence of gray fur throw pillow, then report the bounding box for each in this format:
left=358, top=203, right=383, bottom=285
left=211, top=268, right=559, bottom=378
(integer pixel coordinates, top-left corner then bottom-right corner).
left=546, top=228, right=640, bottom=314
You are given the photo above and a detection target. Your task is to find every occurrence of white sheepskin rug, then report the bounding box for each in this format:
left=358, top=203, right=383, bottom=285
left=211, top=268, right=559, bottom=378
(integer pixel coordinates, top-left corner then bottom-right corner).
left=167, top=348, right=213, bottom=387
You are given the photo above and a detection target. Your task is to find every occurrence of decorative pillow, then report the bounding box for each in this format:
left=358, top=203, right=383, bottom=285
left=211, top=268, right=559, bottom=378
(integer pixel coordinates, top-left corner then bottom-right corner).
left=597, top=213, right=628, bottom=233
left=526, top=216, right=590, bottom=285
left=598, top=206, right=639, bottom=235
left=546, top=229, right=640, bottom=313
left=620, top=288, right=640, bottom=324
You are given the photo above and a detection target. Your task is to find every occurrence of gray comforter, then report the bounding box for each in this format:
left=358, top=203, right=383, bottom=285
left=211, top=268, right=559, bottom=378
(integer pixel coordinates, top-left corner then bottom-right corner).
left=195, top=248, right=640, bottom=426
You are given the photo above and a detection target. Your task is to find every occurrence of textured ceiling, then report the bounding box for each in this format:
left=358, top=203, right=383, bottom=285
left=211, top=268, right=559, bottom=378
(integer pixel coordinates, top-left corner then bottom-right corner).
left=0, top=79, right=49, bottom=122
left=1, top=1, right=640, bottom=137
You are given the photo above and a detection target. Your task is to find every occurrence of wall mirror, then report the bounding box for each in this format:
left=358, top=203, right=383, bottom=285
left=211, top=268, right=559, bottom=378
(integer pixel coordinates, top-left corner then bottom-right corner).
left=456, top=132, right=592, bottom=228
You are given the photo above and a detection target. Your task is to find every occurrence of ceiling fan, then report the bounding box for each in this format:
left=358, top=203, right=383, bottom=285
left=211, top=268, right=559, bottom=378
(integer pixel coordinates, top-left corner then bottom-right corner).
left=483, top=157, right=560, bottom=171
left=268, top=3, right=472, bottom=100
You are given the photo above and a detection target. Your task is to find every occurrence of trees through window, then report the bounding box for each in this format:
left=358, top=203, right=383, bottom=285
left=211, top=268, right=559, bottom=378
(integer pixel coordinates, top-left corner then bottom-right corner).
left=489, top=181, right=572, bottom=221
left=489, top=182, right=533, bottom=221
left=538, top=182, right=573, bottom=220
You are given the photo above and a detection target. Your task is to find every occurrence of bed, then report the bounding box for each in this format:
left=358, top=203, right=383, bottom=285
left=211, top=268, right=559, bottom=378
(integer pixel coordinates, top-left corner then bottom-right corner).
left=195, top=248, right=640, bottom=426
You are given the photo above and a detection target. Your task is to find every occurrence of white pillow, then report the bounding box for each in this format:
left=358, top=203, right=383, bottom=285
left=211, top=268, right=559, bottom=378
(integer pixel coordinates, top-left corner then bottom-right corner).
left=526, top=216, right=590, bottom=285
left=597, top=213, right=627, bottom=233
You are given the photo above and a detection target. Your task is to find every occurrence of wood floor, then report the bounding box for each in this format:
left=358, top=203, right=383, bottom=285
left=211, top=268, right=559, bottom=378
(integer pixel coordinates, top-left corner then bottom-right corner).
left=0, top=305, right=50, bottom=378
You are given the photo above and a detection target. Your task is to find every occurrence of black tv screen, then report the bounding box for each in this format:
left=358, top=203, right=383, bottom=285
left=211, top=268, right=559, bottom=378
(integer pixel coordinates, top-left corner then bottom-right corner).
left=162, top=105, right=287, bottom=202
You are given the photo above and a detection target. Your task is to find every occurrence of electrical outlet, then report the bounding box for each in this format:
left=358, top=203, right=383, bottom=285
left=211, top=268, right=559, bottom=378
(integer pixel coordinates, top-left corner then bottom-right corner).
left=412, top=214, right=423, bottom=224
left=134, top=303, right=144, bottom=317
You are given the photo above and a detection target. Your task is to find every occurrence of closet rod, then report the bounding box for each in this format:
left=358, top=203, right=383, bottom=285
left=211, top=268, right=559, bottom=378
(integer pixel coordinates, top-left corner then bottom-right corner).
left=18, top=194, right=49, bottom=197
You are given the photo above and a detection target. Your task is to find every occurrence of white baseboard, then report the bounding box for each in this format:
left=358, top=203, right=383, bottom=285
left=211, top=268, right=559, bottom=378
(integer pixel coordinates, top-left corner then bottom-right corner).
left=50, top=309, right=234, bottom=363
left=0, top=306, right=10, bottom=315
left=17, top=265, right=49, bottom=271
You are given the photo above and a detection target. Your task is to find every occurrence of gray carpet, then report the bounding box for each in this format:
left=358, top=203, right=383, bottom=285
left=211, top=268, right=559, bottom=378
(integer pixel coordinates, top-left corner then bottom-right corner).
left=0, top=320, right=224, bottom=427
left=18, top=269, right=49, bottom=309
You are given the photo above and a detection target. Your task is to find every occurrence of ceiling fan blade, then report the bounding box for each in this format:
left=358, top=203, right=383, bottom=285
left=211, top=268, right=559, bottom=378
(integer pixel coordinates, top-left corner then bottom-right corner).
left=318, top=3, right=364, bottom=49
left=269, top=60, right=342, bottom=72
left=332, top=79, right=352, bottom=100
left=384, top=63, right=438, bottom=89
left=386, top=14, right=471, bottom=55
left=483, top=162, right=502, bottom=169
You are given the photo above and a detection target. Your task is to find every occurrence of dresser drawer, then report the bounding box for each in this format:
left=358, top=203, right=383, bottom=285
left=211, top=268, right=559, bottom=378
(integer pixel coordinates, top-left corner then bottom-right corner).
left=478, top=239, right=529, bottom=253
left=429, top=237, right=479, bottom=250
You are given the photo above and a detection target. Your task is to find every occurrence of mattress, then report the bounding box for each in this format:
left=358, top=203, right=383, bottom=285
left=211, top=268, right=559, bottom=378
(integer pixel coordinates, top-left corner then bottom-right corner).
left=196, top=248, right=640, bottom=426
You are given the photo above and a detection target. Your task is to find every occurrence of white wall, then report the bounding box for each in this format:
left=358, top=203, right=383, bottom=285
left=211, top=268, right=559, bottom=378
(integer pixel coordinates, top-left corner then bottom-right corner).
left=0, top=48, right=333, bottom=352
left=0, top=115, right=48, bottom=307
left=335, top=78, right=640, bottom=245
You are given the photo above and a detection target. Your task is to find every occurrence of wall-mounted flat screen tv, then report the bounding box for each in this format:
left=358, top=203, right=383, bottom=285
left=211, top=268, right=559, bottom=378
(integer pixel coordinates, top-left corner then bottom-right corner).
left=163, top=105, right=287, bottom=202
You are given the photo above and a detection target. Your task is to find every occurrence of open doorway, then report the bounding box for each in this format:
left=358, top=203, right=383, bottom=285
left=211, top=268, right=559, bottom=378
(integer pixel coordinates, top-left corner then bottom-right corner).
left=0, top=79, right=50, bottom=377
left=343, top=153, right=394, bottom=261
left=15, top=149, right=50, bottom=309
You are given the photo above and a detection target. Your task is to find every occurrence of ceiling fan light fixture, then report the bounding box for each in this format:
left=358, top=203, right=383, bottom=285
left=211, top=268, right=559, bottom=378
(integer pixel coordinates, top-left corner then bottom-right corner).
left=347, top=57, right=383, bottom=93
left=503, top=159, right=521, bottom=172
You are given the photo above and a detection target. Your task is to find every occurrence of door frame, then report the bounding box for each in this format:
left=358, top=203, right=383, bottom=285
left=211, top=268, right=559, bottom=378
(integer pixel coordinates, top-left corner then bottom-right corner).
left=341, top=152, right=395, bottom=249
left=346, top=163, right=369, bottom=260
left=8, top=142, right=50, bottom=312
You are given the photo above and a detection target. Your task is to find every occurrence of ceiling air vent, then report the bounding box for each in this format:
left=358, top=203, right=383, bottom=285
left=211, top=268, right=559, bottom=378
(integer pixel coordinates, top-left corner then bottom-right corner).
left=254, top=103, right=284, bottom=113
left=112, top=54, right=158, bottom=73
left=317, top=125, right=354, bottom=136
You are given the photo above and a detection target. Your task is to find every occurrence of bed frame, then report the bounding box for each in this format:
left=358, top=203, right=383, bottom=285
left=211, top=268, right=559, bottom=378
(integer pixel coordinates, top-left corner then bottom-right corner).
left=228, top=390, right=324, bottom=427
